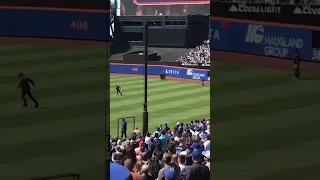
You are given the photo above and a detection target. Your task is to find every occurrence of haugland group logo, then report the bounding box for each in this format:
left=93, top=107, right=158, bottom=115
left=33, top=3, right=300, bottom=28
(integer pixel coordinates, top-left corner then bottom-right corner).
left=245, top=24, right=264, bottom=44
left=229, top=3, right=281, bottom=14
left=293, top=6, right=320, bottom=15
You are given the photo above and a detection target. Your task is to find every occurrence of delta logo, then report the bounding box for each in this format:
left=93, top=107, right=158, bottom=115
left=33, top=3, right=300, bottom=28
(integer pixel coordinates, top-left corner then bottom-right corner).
left=132, top=68, right=138, bottom=72
left=293, top=6, right=320, bottom=15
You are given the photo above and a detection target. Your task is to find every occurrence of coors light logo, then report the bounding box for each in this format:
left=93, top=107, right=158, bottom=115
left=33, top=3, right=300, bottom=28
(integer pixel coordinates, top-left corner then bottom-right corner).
left=293, top=6, right=320, bottom=15
left=229, top=3, right=281, bottom=14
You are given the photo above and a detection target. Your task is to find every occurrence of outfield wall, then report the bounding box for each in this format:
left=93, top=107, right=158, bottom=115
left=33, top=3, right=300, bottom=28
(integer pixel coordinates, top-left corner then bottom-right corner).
left=110, top=63, right=210, bottom=81
left=0, top=8, right=109, bottom=41
left=210, top=19, right=320, bottom=62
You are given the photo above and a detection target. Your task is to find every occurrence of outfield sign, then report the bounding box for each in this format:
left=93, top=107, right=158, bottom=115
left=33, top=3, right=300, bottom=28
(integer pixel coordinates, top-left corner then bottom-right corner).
left=211, top=2, right=320, bottom=26
left=110, top=63, right=210, bottom=81
left=134, top=0, right=209, bottom=5
left=210, top=19, right=314, bottom=61
left=0, top=9, right=109, bottom=41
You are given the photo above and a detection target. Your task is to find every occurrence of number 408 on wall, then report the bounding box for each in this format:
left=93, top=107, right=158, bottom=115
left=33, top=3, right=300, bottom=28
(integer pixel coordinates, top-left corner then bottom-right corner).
left=312, top=49, right=320, bottom=61
left=70, top=21, right=88, bottom=30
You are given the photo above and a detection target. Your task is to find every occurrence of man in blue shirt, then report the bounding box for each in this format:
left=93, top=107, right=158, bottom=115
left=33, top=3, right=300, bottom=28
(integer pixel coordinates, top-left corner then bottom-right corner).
left=159, top=130, right=168, bottom=151
left=121, top=119, right=127, bottom=138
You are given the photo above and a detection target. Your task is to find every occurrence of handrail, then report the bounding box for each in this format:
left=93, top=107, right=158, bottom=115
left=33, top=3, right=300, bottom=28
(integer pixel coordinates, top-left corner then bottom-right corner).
left=28, top=173, right=80, bottom=180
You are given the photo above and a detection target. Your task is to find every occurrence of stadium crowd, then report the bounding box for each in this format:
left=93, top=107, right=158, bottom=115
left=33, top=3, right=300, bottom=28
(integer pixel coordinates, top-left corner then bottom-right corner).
left=110, top=118, right=211, bottom=180
left=176, top=40, right=210, bottom=65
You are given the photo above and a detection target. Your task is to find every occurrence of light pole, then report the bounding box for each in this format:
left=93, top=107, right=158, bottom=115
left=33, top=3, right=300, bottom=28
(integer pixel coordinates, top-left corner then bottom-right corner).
left=142, top=22, right=149, bottom=137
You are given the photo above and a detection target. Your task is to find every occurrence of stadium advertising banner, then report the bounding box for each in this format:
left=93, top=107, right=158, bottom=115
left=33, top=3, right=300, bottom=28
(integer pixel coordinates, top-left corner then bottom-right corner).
left=110, top=63, right=210, bottom=81
left=210, top=20, right=314, bottom=61
left=119, top=0, right=209, bottom=16
left=210, top=2, right=320, bottom=26
left=0, top=1, right=109, bottom=40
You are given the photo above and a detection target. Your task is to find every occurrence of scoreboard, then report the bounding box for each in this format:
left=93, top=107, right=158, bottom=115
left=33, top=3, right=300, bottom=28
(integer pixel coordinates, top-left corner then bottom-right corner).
left=0, top=1, right=109, bottom=41
left=134, top=0, right=210, bottom=5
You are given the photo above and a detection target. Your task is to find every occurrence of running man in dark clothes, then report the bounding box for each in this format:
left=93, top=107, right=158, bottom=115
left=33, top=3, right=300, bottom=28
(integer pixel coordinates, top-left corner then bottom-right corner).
left=201, top=77, right=205, bottom=87
left=116, top=84, right=122, bottom=96
left=121, top=118, right=127, bottom=138
left=17, top=73, right=39, bottom=108
left=293, top=48, right=301, bottom=79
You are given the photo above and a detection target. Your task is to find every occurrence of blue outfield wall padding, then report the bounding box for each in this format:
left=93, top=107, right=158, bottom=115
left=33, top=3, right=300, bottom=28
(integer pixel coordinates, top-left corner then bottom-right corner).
left=110, top=63, right=210, bottom=81
left=0, top=9, right=109, bottom=41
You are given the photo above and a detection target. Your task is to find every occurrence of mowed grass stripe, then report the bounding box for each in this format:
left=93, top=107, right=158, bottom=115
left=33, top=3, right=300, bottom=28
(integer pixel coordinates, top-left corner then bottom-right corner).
left=110, top=83, right=202, bottom=106
left=0, top=71, right=104, bottom=94
left=213, top=104, right=320, bottom=141
left=0, top=50, right=106, bottom=68
left=0, top=115, right=104, bottom=147
left=215, top=80, right=319, bottom=109
left=215, top=90, right=320, bottom=123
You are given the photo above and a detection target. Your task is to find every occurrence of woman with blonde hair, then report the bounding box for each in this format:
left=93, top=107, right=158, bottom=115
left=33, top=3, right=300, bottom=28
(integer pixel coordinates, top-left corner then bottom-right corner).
left=133, top=160, right=145, bottom=175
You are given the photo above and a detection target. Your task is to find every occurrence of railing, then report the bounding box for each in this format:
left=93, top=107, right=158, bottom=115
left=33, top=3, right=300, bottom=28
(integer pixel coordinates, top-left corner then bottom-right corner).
left=217, top=0, right=320, bottom=5
left=28, top=173, right=80, bottom=180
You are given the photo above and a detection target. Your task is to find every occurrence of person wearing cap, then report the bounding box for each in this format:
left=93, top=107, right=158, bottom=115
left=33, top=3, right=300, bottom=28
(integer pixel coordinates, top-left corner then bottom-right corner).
left=201, top=133, right=210, bottom=152
left=186, top=150, right=210, bottom=180
left=135, top=141, right=148, bottom=156
left=189, top=142, right=201, bottom=152
left=202, top=151, right=210, bottom=170
left=158, top=153, right=181, bottom=180
left=164, top=168, right=176, bottom=180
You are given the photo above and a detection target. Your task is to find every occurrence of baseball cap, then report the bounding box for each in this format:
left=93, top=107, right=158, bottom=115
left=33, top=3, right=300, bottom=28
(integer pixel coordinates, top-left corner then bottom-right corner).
left=190, top=142, right=200, bottom=149
left=190, top=150, right=203, bottom=159
left=110, top=162, right=130, bottom=180
left=164, top=168, right=176, bottom=180
left=139, top=140, right=145, bottom=147
left=170, top=136, right=174, bottom=140
left=202, top=134, right=209, bottom=139
left=202, top=151, right=210, bottom=159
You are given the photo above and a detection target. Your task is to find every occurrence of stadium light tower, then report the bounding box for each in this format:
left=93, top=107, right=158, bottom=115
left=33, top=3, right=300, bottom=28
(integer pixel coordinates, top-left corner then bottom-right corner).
left=143, top=22, right=149, bottom=137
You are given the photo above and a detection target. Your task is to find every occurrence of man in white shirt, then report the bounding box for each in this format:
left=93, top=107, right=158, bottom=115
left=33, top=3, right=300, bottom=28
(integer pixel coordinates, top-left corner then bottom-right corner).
left=178, top=155, right=189, bottom=180
left=202, top=134, right=210, bottom=152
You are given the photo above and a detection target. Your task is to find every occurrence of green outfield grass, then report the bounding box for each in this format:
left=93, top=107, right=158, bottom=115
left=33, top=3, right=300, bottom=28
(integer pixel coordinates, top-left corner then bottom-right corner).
left=110, top=75, right=210, bottom=137
left=212, top=61, right=320, bottom=180
left=0, top=44, right=106, bottom=180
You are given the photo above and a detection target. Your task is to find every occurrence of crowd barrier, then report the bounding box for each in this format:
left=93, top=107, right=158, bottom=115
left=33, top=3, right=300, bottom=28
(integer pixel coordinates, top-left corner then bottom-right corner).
left=111, top=63, right=210, bottom=81
left=0, top=8, right=109, bottom=41
left=210, top=19, right=320, bottom=62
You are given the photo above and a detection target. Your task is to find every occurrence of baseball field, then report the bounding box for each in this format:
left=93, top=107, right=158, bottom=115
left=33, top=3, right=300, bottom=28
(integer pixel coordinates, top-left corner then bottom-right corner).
left=212, top=51, right=320, bottom=180
left=0, top=42, right=210, bottom=180
left=110, top=74, right=210, bottom=138
left=0, top=43, right=106, bottom=180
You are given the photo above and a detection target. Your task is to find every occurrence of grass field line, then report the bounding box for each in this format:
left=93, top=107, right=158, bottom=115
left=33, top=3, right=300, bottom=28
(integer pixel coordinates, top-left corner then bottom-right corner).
left=1, top=61, right=105, bottom=76
left=0, top=91, right=104, bottom=117
left=0, top=52, right=105, bottom=68
left=0, top=115, right=104, bottom=147
left=212, top=104, right=320, bottom=140
left=0, top=72, right=104, bottom=95
left=2, top=58, right=105, bottom=74
left=0, top=65, right=104, bottom=83
left=110, top=90, right=208, bottom=113
left=214, top=83, right=318, bottom=109
left=110, top=84, right=202, bottom=105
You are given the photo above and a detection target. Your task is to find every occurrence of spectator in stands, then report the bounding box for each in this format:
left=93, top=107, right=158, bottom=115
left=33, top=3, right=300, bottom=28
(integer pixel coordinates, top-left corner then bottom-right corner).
left=177, top=40, right=210, bottom=65
left=134, top=127, right=142, bottom=139
left=110, top=118, right=211, bottom=180
left=186, top=150, right=210, bottom=180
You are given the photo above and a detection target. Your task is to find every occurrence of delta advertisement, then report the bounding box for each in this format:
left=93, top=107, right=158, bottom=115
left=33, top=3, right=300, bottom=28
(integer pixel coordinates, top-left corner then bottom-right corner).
left=210, top=20, right=314, bottom=61
left=0, top=9, right=109, bottom=40
left=110, top=63, right=210, bottom=81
